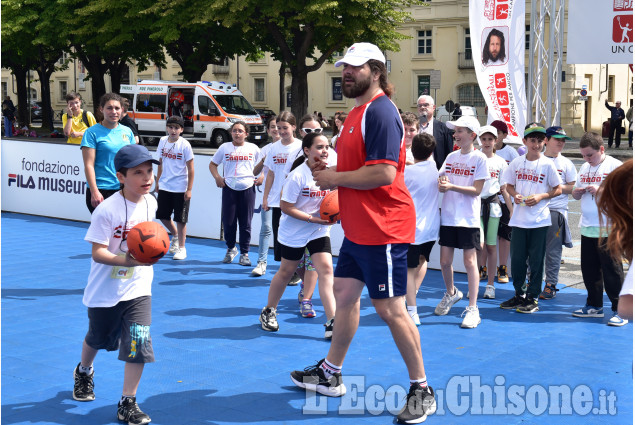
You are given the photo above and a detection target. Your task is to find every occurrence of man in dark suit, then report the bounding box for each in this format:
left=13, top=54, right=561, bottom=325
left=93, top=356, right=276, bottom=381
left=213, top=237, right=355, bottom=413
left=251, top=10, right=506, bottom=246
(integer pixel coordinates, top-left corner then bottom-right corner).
left=417, top=95, right=454, bottom=169
left=605, top=100, right=625, bottom=148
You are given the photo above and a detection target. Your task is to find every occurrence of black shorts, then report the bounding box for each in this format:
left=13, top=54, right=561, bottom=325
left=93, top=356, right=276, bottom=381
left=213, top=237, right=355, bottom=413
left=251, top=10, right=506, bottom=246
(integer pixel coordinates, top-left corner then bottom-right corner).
left=439, top=226, right=481, bottom=251
left=86, top=188, right=118, bottom=214
left=497, top=203, right=512, bottom=241
left=280, top=237, right=331, bottom=261
left=156, top=190, right=190, bottom=223
left=407, top=240, right=435, bottom=268
left=85, top=296, right=154, bottom=363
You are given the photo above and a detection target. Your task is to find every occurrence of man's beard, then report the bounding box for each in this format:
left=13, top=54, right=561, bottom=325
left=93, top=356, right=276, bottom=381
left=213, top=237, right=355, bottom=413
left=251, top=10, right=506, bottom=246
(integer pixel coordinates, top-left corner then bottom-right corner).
left=343, top=75, right=372, bottom=98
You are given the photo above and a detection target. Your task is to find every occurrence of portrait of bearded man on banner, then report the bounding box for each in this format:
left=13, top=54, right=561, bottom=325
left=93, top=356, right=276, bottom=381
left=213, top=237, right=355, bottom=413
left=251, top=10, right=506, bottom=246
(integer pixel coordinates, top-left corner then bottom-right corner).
left=482, top=27, right=508, bottom=66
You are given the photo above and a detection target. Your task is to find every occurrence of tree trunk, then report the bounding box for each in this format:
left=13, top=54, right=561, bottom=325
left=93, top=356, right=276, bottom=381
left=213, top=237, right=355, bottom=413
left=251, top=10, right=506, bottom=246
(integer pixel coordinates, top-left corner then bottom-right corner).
left=290, top=65, right=309, bottom=120
left=278, top=62, right=285, bottom=112
left=13, top=68, right=30, bottom=128
left=108, top=60, right=129, bottom=95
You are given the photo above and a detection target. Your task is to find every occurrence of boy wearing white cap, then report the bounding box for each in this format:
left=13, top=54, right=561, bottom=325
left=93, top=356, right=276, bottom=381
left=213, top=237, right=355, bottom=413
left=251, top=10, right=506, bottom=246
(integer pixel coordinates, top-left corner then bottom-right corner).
left=435, top=116, right=489, bottom=328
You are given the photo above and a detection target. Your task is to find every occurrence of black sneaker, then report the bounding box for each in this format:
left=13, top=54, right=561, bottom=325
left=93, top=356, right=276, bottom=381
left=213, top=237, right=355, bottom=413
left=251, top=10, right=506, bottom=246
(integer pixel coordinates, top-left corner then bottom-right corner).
left=397, top=383, right=437, bottom=424
left=516, top=296, right=539, bottom=314
left=290, top=359, right=346, bottom=397
left=73, top=363, right=95, bottom=402
left=288, top=272, right=301, bottom=286
left=259, top=307, right=279, bottom=331
left=500, top=294, right=525, bottom=310
left=117, top=396, right=151, bottom=425
left=324, top=318, right=334, bottom=339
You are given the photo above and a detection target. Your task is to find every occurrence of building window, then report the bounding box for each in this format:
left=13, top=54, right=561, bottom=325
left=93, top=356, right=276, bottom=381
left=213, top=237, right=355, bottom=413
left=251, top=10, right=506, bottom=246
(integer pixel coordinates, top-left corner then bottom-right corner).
left=417, top=30, right=432, bottom=55
left=608, top=75, right=615, bottom=102
left=59, top=81, right=68, bottom=101
left=526, top=24, right=530, bottom=50
left=58, top=52, right=69, bottom=65
left=1, top=82, right=7, bottom=99
left=417, top=75, right=430, bottom=97
left=254, top=78, right=265, bottom=102
left=331, top=77, right=342, bottom=101
left=464, top=28, right=472, bottom=60
left=457, top=84, right=486, bottom=107
left=121, top=66, right=130, bottom=85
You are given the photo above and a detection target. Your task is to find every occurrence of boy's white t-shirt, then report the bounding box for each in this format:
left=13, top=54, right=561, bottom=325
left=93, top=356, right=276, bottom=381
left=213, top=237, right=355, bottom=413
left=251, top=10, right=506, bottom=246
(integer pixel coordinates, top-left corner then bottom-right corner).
left=575, top=155, right=622, bottom=227
left=439, top=149, right=489, bottom=228
left=495, top=143, right=520, bottom=164
left=404, top=160, right=440, bottom=244
left=156, top=136, right=194, bottom=192
left=502, top=155, right=562, bottom=228
left=211, top=141, right=261, bottom=190
left=278, top=162, right=332, bottom=248
left=545, top=154, right=577, bottom=214
left=83, top=192, right=157, bottom=308
left=264, top=138, right=302, bottom=207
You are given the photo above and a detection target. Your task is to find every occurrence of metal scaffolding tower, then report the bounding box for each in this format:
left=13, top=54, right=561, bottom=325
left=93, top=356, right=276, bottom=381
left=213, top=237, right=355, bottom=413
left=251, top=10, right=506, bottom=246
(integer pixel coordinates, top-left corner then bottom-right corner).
left=527, top=0, right=565, bottom=127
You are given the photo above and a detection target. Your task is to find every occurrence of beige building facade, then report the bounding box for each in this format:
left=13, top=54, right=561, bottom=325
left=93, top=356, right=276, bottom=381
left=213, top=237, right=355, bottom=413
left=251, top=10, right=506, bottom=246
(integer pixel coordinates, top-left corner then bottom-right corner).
left=2, top=1, right=632, bottom=138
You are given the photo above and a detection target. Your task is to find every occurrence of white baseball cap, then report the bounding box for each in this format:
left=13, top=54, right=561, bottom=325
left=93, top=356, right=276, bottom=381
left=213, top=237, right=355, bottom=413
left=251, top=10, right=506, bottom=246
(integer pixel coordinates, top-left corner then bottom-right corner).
left=446, top=116, right=481, bottom=134
left=478, top=125, right=498, bottom=138
left=335, top=43, right=386, bottom=67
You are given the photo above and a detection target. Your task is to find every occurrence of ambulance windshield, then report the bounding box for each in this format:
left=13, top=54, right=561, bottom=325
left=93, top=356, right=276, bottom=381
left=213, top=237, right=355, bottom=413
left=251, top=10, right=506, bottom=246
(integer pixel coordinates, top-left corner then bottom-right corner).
left=213, top=95, right=258, bottom=116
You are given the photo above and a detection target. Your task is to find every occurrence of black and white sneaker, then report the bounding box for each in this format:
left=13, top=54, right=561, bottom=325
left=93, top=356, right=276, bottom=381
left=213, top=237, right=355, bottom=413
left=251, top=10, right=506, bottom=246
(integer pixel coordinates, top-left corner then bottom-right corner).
left=516, top=296, right=539, bottom=314
left=324, top=318, right=334, bottom=339
left=259, top=307, right=279, bottom=331
left=73, top=363, right=95, bottom=401
left=500, top=294, right=525, bottom=310
left=290, top=359, right=346, bottom=397
left=117, top=396, right=151, bottom=425
left=397, top=384, right=437, bottom=424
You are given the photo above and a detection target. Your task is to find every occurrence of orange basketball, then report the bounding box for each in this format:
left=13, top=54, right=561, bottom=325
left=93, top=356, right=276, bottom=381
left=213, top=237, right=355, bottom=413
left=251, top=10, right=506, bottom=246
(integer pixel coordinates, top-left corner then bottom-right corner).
left=126, top=221, right=170, bottom=264
left=319, top=190, right=340, bottom=223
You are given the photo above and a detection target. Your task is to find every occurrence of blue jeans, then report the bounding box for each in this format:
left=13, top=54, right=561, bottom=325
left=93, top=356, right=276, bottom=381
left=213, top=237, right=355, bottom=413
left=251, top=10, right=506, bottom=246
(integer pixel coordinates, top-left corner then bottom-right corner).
left=257, top=207, right=272, bottom=263
left=4, top=116, right=12, bottom=137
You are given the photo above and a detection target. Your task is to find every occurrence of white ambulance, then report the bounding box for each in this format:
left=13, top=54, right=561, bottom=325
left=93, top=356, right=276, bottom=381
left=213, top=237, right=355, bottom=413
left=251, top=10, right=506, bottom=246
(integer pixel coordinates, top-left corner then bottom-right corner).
left=120, top=80, right=267, bottom=147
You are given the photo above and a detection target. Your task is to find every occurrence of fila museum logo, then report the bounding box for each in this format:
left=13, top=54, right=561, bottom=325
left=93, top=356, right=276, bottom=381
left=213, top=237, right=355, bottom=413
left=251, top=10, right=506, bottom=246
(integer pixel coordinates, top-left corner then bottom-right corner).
left=8, top=158, right=86, bottom=195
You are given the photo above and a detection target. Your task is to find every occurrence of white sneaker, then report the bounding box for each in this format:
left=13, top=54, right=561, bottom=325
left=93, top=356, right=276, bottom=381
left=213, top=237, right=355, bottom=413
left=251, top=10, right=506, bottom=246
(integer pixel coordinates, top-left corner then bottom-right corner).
left=460, top=306, right=481, bottom=328
left=251, top=261, right=267, bottom=276
left=483, top=285, right=495, bottom=299
left=169, top=237, right=179, bottom=254
left=434, top=288, right=463, bottom=316
left=410, top=311, right=421, bottom=326
left=173, top=247, right=187, bottom=260
left=608, top=312, right=628, bottom=327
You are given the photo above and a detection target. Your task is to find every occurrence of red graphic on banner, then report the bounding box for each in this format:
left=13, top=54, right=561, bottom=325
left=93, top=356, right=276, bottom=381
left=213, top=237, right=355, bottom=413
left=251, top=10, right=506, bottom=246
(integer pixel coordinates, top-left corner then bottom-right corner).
left=613, top=15, right=633, bottom=42
left=494, top=73, right=507, bottom=88
left=496, top=4, right=509, bottom=19
left=500, top=108, right=511, bottom=121
left=497, top=91, right=509, bottom=105
left=614, top=0, right=633, bottom=12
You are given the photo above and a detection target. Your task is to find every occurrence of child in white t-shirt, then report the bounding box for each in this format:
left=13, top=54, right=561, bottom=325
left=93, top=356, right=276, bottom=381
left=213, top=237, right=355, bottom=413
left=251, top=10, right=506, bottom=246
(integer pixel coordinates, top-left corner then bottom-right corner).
left=259, top=133, right=336, bottom=339
left=155, top=116, right=194, bottom=260
left=209, top=121, right=261, bottom=266
left=401, top=112, right=418, bottom=165
left=404, top=133, right=440, bottom=326
left=435, top=116, right=489, bottom=329
left=73, top=144, right=159, bottom=424
left=539, top=126, right=577, bottom=300
left=571, top=132, right=625, bottom=325
left=489, top=119, right=519, bottom=283
left=477, top=125, right=511, bottom=300
left=500, top=124, right=562, bottom=314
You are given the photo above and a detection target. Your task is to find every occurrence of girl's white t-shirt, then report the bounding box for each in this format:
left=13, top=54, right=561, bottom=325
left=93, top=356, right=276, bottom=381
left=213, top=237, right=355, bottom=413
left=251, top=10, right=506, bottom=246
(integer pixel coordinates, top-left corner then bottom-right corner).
left=211, top=141, right=261, bottom=190
left=502, top=155, right=562, bottom=228
left=575, top=155, right=622, bottom=227
left=404, top=160, right=440, bottom=244
left=264, top=139, right=302, bottom=207
left=278, top=162, right=332, bottom=248
left=439, top=149, right=490, bottom=228
left=480, top=153, right=508, bottom=198
left=259, top=142, right=274, bottom=187
left=156, top=136, right=194, bottom=192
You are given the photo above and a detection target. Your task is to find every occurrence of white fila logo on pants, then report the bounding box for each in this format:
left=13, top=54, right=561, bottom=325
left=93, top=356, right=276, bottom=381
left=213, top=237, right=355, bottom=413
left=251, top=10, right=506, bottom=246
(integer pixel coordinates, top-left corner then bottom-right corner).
left=385, top=244, right=394, bottom=297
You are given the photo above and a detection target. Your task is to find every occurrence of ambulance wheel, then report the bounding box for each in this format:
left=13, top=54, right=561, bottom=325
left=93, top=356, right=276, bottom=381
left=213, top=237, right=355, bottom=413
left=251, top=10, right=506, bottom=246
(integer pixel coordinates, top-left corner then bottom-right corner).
left=212, top=129, right=229, bottom=148
left=141, top=136, right=158, bottom=146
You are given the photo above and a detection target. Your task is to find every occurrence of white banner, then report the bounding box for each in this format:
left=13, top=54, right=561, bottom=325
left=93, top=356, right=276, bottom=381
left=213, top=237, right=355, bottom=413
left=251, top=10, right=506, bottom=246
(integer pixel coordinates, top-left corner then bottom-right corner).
left=568, top=0, right=633, bottom=64
left=469, top=0, right=527, bottom=144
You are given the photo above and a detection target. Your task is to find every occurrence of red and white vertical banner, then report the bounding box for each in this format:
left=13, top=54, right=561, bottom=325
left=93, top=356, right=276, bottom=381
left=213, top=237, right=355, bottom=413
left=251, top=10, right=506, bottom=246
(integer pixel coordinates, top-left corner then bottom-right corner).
left=567, top=0, right=633, bottom=64
left=470, top=0, right=527, bottom=144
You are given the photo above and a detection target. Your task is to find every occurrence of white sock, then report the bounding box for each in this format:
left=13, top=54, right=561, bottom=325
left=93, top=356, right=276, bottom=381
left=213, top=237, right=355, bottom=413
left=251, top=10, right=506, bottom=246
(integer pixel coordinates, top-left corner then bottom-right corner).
left=320, top=359, right=342, bottom=378
left=79, top=364, right=93, bottom=375
left=407, top=305, right=418, bottom=316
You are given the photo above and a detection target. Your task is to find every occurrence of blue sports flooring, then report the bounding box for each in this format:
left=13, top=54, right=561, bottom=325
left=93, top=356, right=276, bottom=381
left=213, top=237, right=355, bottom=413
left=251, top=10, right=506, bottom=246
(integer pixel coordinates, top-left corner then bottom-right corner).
left=1, top=212, right=632, bottom=425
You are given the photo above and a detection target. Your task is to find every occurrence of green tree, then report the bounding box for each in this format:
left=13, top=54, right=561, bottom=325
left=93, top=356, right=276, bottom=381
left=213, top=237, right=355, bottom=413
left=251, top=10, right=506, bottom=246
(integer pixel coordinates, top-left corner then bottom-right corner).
left=145, top=0, right=262, bottom=83
left=208, top=0, right=420, bottom=118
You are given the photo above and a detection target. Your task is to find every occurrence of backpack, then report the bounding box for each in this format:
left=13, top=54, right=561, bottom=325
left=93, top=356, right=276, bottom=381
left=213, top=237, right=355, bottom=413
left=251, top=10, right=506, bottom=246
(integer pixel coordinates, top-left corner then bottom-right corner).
left=68, top=110, right=90, bottom=127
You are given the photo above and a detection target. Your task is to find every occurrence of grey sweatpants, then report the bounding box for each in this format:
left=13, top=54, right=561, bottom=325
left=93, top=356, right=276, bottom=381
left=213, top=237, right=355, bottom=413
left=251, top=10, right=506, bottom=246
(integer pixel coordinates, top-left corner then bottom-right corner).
left=544, top=210, right=573, bottom=285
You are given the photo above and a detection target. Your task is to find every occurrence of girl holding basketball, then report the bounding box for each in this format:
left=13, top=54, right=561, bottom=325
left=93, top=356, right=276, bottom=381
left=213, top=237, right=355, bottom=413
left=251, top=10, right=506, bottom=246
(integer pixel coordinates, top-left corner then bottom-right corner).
left=81, top=93, right=136, bottom=213
left=259, top=132, right=337, bottom=339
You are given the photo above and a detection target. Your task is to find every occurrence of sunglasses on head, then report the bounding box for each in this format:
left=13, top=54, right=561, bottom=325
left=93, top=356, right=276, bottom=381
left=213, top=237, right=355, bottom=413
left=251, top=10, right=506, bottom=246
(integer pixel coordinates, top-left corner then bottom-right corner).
left=302, top=128, right=323, bottom=134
